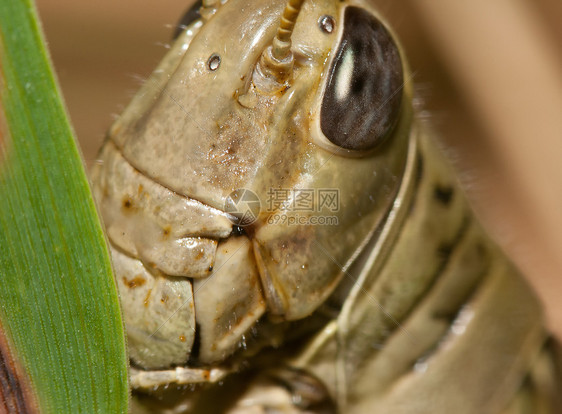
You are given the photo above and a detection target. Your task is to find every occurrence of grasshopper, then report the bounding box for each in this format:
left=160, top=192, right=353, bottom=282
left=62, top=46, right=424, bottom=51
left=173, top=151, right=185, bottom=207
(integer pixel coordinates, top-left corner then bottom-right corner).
left=91, top=0, right=562, bottom=412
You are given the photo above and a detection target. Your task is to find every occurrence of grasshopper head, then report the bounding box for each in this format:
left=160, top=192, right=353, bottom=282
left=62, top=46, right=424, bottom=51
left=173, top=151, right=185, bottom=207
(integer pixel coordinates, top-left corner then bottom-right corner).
left=109, top=0, right=413, bottom=322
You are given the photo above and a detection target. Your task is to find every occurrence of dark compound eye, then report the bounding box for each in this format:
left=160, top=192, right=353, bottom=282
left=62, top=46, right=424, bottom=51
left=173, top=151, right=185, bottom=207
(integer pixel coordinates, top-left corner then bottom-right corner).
left=173, top=0, right=203, bottom=40
left=320, top=7, right=404, bottom=151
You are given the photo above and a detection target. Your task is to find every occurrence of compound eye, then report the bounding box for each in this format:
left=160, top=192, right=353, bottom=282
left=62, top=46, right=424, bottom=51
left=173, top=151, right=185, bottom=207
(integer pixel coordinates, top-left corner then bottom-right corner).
left=173, top=0, right=203, bottom=40
left=320, top=7, right=403, bottom=152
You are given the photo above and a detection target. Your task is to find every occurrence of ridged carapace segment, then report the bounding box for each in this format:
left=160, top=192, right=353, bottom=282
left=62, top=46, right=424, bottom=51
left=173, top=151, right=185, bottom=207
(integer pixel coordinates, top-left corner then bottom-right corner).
left=0, top=327, right=38, bottom=414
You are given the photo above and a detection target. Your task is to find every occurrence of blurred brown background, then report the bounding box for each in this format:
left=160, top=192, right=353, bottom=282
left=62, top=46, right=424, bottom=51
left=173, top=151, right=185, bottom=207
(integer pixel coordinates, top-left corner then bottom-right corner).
left=36, top=0, right=562, bottom=336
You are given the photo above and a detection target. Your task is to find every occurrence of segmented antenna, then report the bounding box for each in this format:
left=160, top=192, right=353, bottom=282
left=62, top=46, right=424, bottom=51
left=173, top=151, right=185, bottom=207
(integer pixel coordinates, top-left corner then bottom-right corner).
left=259, top=0, right=306, bottom=86
left=272, top=0, right=306, bottom=61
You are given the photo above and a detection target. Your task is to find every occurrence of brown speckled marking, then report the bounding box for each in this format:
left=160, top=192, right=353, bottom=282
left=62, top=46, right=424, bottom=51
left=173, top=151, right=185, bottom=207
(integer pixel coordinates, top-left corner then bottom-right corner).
left=162, top=226, right=171, bottom=239
left=203, top=93, right=276, bottom=191
left=0, top=327, right=38, bottom=413
left=123, top=276, right=146, bottom=289
left=122, top=196, right=134, bottom=211
left=143, top=288, right=152, bottom=308
left=433, top=184, right=454, bottom=206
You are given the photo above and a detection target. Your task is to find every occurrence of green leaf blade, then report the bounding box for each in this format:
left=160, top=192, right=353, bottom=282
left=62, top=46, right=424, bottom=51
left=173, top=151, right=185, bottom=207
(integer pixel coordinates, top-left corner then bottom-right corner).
left=0, top=1, right=129, bottom=412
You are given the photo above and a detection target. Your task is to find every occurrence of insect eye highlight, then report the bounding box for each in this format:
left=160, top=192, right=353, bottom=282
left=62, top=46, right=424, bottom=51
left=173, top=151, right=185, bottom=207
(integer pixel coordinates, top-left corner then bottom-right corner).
left=319, top=7, right=404, bottom=152
left=207, top=53, right=221, bottom=71
left=318, top=15, right=335, bottom=34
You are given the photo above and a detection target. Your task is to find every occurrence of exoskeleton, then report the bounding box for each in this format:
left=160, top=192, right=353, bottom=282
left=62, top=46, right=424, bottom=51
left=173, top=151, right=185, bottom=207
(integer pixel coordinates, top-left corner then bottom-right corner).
left=91, top=0, right=562, bottom=412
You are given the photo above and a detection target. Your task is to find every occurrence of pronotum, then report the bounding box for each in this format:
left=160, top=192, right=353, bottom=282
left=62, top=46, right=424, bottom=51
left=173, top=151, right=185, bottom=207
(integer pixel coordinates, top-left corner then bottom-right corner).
left=90, top=0, right=562, bottom=412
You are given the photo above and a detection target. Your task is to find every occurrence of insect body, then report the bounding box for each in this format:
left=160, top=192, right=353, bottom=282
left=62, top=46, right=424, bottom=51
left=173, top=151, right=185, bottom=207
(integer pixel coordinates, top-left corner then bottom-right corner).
left=91, top=0, right=562, bottom=412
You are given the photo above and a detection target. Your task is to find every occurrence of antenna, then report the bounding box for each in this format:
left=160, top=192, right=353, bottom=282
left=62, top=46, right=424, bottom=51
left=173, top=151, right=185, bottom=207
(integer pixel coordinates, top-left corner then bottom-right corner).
left=258, top=0, right=306, bottom=87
